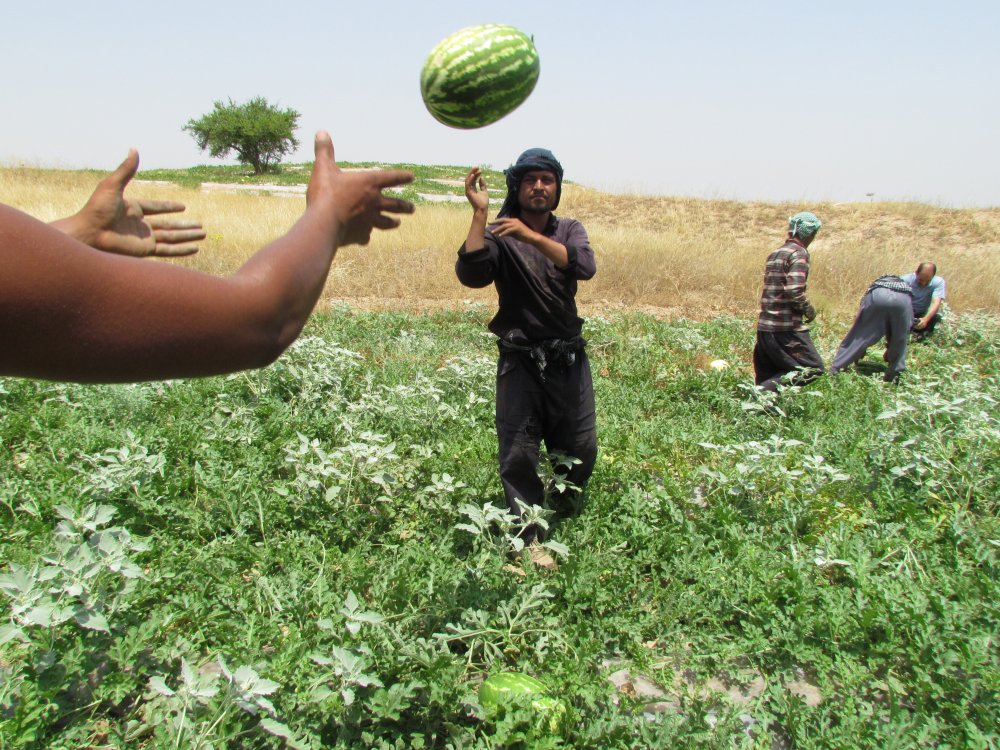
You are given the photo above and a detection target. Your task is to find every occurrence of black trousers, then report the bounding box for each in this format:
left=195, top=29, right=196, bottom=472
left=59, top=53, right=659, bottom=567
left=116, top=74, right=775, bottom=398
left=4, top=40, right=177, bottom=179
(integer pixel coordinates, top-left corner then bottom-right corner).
left=753, top=329, right=825, bottom=392
left=495, top=350, right=597, bottom=538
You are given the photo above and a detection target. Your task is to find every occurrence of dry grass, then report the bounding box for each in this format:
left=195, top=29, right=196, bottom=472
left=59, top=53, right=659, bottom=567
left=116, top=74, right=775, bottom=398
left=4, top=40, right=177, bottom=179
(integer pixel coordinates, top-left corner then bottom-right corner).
left=563, top=186, right=1000, bottom=318
left=4, top=166, right=999, bottom=321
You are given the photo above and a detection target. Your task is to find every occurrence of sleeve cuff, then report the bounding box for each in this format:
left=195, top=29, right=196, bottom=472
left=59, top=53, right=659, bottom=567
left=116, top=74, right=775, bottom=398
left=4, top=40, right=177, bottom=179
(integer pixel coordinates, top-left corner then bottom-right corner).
left=458, top=244, right=490, bottom=260
left=559, top=244, right=579, bottom=271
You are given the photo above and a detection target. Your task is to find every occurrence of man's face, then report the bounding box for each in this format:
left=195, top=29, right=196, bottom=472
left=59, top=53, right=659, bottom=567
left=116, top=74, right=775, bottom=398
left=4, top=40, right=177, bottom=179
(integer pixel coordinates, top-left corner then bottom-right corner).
left=916, top=266, right=935, bottom=286
left=517, top=170, right=558, bottom=214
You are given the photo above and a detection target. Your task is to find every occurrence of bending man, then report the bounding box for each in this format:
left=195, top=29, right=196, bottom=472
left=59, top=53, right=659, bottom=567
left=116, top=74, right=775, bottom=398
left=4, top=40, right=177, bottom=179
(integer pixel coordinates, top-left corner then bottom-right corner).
left=829, top=275, right=913, bottom=383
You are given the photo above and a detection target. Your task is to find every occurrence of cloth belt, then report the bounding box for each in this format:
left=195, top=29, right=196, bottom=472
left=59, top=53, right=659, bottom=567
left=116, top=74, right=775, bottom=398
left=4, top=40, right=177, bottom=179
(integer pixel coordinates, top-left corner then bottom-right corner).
left=498, top=329, right=585, bottom=380
left=865, top=275, right=913, bottom=298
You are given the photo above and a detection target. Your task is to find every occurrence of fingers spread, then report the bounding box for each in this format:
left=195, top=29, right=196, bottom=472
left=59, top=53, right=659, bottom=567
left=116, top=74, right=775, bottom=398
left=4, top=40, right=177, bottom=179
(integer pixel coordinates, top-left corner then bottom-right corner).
left=372, top=169, right=414, bottom=189
left=153, top=228, right=208, bottom=244
left=373, top=214, right=401, bottom=231
left=147, top=218, right=204, bottom=230
left=137, top=200, right=187, bottom=216
left=380, top=197, right=415, bottom=215
left=152, top=242, right=201, bottom=257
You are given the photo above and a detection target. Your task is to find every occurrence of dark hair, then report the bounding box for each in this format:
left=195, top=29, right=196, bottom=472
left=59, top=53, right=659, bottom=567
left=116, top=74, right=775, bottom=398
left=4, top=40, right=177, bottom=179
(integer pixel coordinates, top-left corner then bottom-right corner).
left=917, top=261, right=937, bottom=275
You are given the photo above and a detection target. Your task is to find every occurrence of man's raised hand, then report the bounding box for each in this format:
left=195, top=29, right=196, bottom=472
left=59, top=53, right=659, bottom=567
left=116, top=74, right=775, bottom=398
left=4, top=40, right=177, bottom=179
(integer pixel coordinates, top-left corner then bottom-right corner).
left=465, top=167, right=489, bottom=213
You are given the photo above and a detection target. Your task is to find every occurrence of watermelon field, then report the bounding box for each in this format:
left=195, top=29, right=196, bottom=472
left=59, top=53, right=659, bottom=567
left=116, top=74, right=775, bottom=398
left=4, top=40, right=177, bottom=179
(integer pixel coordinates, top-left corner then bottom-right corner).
left=1, top=304, right=997, bottom=748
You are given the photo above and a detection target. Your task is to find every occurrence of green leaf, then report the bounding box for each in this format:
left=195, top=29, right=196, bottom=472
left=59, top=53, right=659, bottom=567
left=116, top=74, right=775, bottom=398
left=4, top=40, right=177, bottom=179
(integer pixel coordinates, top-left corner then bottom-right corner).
left=253, top=678, right=281, bottom=696
left=310, top=685, right=334, bottom=702
left=0, top=623, right=26, bottom=644
left=74, top=607, right=110, bottom=632
left=93, top=505, right=117, bottom=526
left=54, top=505, right=76, bottom=521
left=543, top=541, right=570, bottom=558
left=24, top=603, right=57, bottom=627
left=259, top=717, right=293, bottom=738
left=148, top=675, right=175, bottom=697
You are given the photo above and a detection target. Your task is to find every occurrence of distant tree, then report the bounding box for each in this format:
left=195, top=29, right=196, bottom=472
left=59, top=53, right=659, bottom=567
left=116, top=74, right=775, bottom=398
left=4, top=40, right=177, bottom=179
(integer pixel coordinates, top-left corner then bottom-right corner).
left=184, top=97, right=300, bottom=175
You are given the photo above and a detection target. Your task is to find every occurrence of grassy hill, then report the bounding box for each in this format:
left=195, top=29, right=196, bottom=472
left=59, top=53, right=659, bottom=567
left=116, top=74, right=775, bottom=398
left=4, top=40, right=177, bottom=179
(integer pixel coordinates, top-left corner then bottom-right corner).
left=3, top=161, right=999, bottom=319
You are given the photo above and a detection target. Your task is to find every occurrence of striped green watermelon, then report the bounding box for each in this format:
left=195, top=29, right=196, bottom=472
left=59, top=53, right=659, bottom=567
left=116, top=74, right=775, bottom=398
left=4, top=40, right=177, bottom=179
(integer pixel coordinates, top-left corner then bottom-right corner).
left=478, top=672, right=567, bottom=731
left=420, top=24, right=540, bottom=129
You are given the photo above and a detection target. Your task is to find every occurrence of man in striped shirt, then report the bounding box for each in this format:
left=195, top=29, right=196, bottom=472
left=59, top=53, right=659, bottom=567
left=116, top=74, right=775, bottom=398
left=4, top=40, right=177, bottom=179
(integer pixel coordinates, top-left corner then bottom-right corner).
left=753, top=212, right=826, bottom=392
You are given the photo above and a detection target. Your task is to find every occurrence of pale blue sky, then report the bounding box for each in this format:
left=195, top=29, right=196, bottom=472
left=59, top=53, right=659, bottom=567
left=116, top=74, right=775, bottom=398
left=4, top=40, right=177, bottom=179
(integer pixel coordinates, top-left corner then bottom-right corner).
left=3, top=0, right=997, bottom=206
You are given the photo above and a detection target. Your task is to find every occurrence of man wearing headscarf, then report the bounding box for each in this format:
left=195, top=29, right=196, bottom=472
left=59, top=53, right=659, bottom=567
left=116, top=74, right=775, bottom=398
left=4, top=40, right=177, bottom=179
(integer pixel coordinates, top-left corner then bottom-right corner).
left=457, top=149, right=597, bottom=570
left=753, top=212, right=825, bottom=392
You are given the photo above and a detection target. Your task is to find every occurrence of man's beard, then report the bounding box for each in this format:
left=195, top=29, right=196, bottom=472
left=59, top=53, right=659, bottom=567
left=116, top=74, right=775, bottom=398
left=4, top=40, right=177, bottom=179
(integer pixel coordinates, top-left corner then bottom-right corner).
left=520, top=196, right=555, bottom=214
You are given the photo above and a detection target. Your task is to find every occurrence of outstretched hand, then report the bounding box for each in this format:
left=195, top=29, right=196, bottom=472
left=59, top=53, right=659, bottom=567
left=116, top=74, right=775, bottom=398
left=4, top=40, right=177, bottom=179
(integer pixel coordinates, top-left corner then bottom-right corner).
left=465, top=167, right=489, bottom=213
left=306, top=131, right=415, bottom=247
left=60, top=149, right=207, bottom=257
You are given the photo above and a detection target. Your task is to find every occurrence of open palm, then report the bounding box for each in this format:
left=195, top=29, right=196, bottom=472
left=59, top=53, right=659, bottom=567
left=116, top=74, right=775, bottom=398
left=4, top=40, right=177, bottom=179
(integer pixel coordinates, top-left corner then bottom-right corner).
left=77, top=149, right=206, bottom=257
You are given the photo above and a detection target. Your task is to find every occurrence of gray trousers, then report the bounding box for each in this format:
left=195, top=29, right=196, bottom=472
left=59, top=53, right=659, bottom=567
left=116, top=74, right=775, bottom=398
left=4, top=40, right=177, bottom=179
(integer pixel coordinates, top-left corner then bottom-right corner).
left=831, top=287, right=913, bottom=382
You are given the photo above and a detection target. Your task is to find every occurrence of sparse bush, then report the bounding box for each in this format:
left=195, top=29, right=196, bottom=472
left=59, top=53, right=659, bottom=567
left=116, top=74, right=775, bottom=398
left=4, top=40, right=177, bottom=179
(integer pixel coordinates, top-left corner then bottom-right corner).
left=184, top=97, right=300, bottom=175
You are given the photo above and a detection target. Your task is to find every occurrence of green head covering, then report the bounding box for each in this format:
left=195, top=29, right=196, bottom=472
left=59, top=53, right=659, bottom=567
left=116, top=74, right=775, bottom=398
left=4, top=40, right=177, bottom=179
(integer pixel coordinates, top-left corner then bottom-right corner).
left=788, top=211, right=822, bottom=239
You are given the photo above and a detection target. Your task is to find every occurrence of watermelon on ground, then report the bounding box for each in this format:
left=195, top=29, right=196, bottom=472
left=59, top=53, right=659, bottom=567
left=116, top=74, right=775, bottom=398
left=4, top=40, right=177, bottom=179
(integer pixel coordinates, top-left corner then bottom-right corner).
left=478, top=672, right=567, bottom=731
left=420, top=24, right=540, bottom=129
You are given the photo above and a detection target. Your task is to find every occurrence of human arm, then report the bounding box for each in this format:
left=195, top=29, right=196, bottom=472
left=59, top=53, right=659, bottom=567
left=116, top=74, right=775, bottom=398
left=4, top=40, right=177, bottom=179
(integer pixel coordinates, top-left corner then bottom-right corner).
left=488, top=217, right=569, bottom=268
left=558, top=219, right=596, bottom=280
left=463, top=167, right=490, bottom=252
left=913, top=295, right=942, bottom=330
left=915, top=276, right=945, bottom=329
left=457, top=167, right=498, bottom=288
left=490, top=216, right=597, bottom=279
left=460, top=166, right=571, bottom=268
left=784, top=249, right=815, bottom=321
left=0, top=131, right=414, bottom=383
left=50, top=149, right=206, bottom=257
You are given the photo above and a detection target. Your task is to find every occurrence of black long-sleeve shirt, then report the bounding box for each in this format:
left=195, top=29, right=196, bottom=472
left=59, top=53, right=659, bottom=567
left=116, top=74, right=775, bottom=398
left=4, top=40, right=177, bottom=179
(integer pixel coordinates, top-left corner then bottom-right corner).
left=456, top=214, right=596, bottom=341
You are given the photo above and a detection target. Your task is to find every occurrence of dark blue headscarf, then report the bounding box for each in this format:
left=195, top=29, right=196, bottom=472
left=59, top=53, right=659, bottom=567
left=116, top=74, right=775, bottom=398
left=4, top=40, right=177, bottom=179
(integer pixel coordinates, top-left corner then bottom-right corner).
left=497, top=148, right=564, bottom=218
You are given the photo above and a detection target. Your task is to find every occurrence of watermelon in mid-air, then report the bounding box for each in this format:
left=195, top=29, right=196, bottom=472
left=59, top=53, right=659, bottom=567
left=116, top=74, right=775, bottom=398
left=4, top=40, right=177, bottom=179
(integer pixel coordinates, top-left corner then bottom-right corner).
left=478, top=672, right=567, bottom=730
left=420, top=24, right=540, bottom=129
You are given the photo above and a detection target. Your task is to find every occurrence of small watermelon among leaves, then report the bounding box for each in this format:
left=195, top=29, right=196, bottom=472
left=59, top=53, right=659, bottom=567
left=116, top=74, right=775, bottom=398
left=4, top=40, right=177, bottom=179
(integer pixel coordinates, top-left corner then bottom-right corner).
left=420, top=24, right=540, bottom=129
left=478, top=672, right=567, bottom=731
